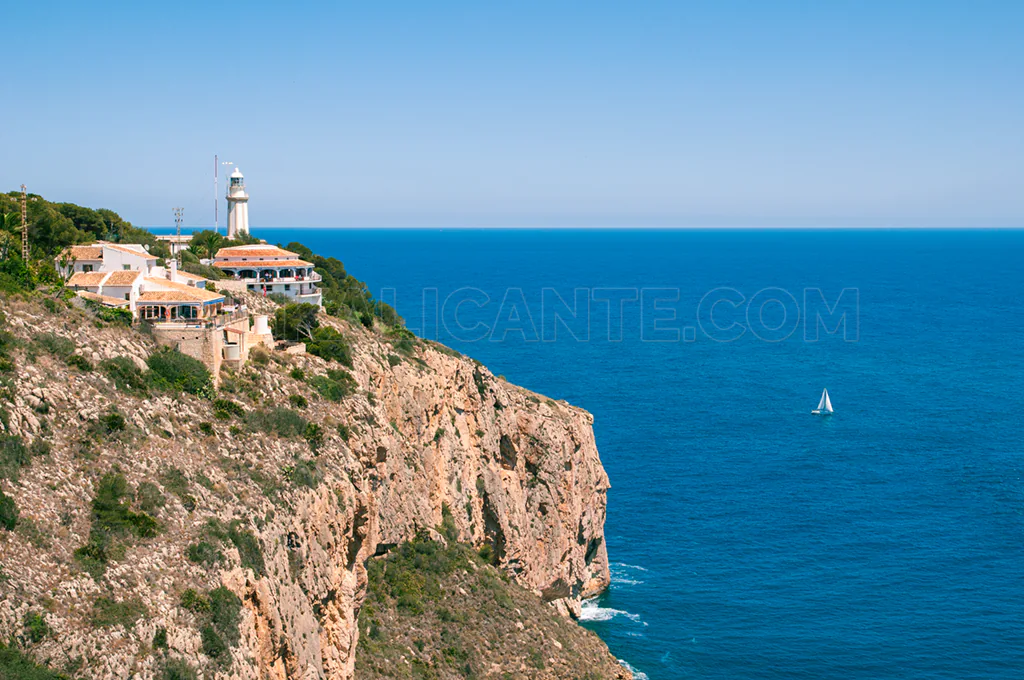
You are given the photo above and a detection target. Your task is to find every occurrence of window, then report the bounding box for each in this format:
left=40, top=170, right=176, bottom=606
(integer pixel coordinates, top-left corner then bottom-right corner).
left=284, top=284, right=290, bottom=291
left=248, top=284, right=255, bottom=290
left=124, top=294, right=130, bottom=300
left=123, top=264, right=131, bottom=270
left=82, top=264, right=93, bottom=273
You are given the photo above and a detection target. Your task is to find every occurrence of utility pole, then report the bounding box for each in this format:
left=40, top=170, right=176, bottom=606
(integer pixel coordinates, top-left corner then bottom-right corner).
left=173, top=207, right=184, bottom=267
left=216, top=157, right=234, bottom=236
left=20, top=184, right=28, bottom=262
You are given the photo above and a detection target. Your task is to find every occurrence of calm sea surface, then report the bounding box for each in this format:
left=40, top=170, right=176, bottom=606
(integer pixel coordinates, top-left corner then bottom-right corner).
left=176, top=228, right=1024, bottom=679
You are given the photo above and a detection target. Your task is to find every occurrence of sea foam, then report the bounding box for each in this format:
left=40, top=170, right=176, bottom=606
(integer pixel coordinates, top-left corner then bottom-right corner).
left=618, top=659, right=649, bottom=680
left=579, top=599, right=646, bottom=625
left=609, top=563, right=647, bottom=586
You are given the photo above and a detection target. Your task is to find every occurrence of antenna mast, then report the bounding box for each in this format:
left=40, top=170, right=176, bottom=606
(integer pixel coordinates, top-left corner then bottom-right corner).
left=216, top=158, right=233, bottom=236
left=173, top=207, right=184, bottom=267
left=20, top=184, right=28, bottom=262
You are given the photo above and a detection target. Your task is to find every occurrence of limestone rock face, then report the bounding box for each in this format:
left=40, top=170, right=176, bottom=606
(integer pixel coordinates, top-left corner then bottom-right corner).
left=0, top=296, right=614, bottom=679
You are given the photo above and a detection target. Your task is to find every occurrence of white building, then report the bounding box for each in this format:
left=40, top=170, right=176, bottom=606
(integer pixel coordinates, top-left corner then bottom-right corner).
left=57, top=241, right=276, bottom=378
left=58, top=243, right=221, bottom=317
left=60, top=243, right=157, bottom=275
left=155, top=233, right=194, bottom=256
left=212, top=244, right=322, bottom=306
left=226, top=168, right=250, bottom=239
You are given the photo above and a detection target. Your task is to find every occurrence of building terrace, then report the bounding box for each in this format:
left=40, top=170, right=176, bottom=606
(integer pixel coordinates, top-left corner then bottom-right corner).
left=211, top=244, right=322, bottom=305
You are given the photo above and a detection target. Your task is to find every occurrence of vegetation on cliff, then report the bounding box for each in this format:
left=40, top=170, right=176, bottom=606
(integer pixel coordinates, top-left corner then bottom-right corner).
left=0, top=191, right=166, bottom=293
left=356, top=513, right=623, bottom=679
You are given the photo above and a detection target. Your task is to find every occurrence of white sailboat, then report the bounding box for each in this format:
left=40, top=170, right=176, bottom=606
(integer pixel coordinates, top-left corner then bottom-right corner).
left=811, top=388, right=833, bottom=415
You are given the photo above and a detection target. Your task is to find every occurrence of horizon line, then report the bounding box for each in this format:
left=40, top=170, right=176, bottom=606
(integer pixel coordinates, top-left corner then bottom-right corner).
left=144, top=224, right=1024, bottom=231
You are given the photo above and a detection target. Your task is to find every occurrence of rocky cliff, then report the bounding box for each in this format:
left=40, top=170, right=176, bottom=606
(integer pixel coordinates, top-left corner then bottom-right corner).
left=0, top=294, right=623, bottom=679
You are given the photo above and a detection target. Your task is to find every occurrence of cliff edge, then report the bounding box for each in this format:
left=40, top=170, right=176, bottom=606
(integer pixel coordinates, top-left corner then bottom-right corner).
left=0, top=293, right=623, bottom=679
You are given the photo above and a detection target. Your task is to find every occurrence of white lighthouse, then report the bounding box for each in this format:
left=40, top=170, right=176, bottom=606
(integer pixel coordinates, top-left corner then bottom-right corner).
left=226, top=167, right=250, bottom=239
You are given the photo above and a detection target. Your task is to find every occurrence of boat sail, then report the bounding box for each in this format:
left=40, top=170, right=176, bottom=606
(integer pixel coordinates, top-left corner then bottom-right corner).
left=812, top=388, right=833, bottom=415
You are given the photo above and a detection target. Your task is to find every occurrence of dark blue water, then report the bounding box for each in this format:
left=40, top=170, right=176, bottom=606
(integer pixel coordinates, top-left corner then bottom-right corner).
left=183, top=228, right=1024, bottom=678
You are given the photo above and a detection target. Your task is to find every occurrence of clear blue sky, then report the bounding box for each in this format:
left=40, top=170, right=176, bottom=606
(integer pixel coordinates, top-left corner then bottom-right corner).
left=3, top=1, right=1022, bottom=228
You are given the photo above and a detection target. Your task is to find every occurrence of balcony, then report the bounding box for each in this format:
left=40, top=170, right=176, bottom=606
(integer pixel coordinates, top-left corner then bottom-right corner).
left=228, top=271, right=323, bottom=285
left=147, top=306, right=249, bottom=330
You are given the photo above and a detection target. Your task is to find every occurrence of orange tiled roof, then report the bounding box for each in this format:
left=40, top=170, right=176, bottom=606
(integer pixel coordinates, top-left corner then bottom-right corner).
left=140, top=277, right=223, bottom=303
left=62, top=245, right=104, bottom=260
left=213, top=259, right=313, bottom=269
left=67, top=271, right=109, bottom=287
left=215, top=245, right=299, bottom=259
left=137, top=291, right=212, bottom=303
left=104, top=270, right=142, bottom=285
left=76, top=291, right=130, bottom=308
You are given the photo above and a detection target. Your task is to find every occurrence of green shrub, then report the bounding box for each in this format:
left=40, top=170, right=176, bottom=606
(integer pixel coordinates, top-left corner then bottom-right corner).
left=387, top=354, right=402, bottom=367
left=0, top=489, right=17, bottom=530
left=182, top=261, right=224, bottom=281
left=161, top=468, right=197, bottom=512
left=0, top=642, right=70, bottom=679
left=200, top=625, right=228, bottom=662
left=65, top=353, right=93, bottom=371
left=152, top=626, right=168, bottom=650
left=90, top=596, right=146, bottom=628
left=303, top=423, right=324, bottom=452
left=309, top=369, right=357, bottom=402
left=228, top=522, right=265, bottom=576
left=187, top=586, right=241, bottom=667
left=337, top=424, right=351, bottom=442
left=212, top=399, right=244, bottom=419
left=439, top=503, right=458, bottom=542
left=160, top=658, right=198, bottom=680
left=95, top=306, right=133, bottom=325
left=99, top=357, right=148, bottom=395
left=92, top=410, right=126, bottom=436
left=180, top=588, right=210, bottom=613
left=289, top=367, right=305, bottom=380
left=186, top=541, right=223, bottom=567
left=208, top=586, right=242, bottom=646
left=23, top=611, right=49, bottom=643
left=388, top=327, right=417, bottom=355
left=91, top=472, right=158, bottom=537
left=249, top=346, right=270, bottom=365
left=147, top=348, right=214, bottom=398
left=272, top=303, right=320, bottom=342
left=285, top=459, right=321, bottom=489
left=197, top=422, right=214, bottom=436
left=74, top=472, right=159, bottom=578
left=307, top=326, right=352, bottom=367
left=33, top=332, right=75, bottom=360
left=245, top=407, right=306, bottom=438
left=0, top=329, right=17, bottom=373
left=0, top=435, right=32, bottom=482
left=288, top=394, right=308, bottom=408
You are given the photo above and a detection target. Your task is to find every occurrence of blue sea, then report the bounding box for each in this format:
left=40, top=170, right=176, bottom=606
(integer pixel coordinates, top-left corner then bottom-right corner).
left=178, top=227, right=1024, bottom=678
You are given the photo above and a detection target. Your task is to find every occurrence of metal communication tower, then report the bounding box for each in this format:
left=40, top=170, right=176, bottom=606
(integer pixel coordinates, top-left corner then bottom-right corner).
left=20, top=185, right=28, bottom=261
left=173, top=207, right=184, bottom=267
